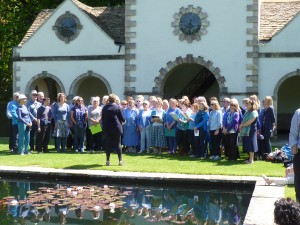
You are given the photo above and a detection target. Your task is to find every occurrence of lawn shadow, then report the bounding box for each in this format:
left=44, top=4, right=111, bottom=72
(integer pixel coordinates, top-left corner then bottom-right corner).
left=63, top=164, right=102, bottom=170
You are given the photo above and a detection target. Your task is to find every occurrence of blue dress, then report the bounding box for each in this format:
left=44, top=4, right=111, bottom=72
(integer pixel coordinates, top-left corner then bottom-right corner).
left=122, top=107, right=139, bottom=146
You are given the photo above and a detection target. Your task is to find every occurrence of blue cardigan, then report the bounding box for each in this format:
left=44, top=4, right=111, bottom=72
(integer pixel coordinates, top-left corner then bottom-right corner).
left=194, top=110, right=209, bottom=131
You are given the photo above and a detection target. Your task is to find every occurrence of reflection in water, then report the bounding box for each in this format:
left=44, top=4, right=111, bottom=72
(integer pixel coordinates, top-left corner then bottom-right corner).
left=0, top=180, right=251, bottom=225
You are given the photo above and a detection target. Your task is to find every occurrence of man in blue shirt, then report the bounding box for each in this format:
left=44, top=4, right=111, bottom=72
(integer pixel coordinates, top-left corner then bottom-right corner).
left=7, top=92, right=19, bottom=153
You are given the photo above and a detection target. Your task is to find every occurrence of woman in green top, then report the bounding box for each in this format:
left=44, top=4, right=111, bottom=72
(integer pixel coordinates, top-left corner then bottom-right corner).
left=239, top=99, right=258, bottom=164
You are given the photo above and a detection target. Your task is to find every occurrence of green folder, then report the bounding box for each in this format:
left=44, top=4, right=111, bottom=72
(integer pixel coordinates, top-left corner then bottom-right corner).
left=90, top=124, right=102, bottom=134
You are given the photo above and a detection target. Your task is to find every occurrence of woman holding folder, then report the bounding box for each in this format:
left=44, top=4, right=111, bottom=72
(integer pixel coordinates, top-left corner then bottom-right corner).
left=87, top=96, right=102, bottom=153
left=150, top=99, right=167, bottom=154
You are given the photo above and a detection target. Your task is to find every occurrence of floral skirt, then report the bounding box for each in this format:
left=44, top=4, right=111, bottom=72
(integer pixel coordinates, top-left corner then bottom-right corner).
left=150, top=124, right=167, bottom=148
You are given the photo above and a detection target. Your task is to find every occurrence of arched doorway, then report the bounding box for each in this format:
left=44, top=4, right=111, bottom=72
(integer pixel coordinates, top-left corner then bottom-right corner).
left=25, top=72, right=64, bottom=101
left=153, top=55, right=226, bottom=100
left=163, top=63, right=219, bottom=100
left=275, top=74, right=300, bottom=134
left=69, top=72, right=111, bottom=104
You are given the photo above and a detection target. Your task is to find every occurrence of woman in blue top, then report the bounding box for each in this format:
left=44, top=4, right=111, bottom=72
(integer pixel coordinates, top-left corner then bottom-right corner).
left=208, top=100, right=223, bottom=160
left=123, top=99, right=139, bottom=152
left=137, top=100, right=152, bottom=153
left=239, top=99, right=258, bottom=164
left=260, top=96, right=276, bottom=155
left=17, top=94, right=33, bottom=155
left=71, top=97, right=87, bottom=153
left=187, top=103, right=198, bottom=157
left=223, top=100, right=240, bottom=161
left=177, top=102, right=191, bottom=156
left=150, top=99, right=167, bottom=154
left=194, top=101, right=209, bottom=158
left=164, top=98, right=180, bottom=154
left=52, top=93, right=70, bottom=153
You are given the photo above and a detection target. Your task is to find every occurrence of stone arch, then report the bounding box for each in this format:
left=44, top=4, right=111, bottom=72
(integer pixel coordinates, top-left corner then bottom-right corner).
left=25, top=71, right=65, bottom=96
left=273, top=69, right=300, bottom=104
left=69, top=70, right=112, bottom=97
left=153, top=54, right=227, bottom=97
left=273, top=69, right=300, bottom=133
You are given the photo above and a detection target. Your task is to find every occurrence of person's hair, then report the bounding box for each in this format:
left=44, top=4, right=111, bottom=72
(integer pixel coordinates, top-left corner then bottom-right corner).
left=199, top=102, right=209, bottom=111
left=274, top=198, right=300, bottom=225
left=229, top=99, right=240, bottom=112
left=136, top=95, right=144, bottom=101
left=210, top=100, right=221, bottom=110
left=210, top=96, right=218, bottom=101
left=264, top=96, right=273, bottom=107
left=42, top=97, right=50, bottom=103
left=162, top=99, right=169, bottom=108
left=148, top=96, right=157, bottom=102
left=57, top=93, right=65, bottom=102
left=128, top=99, right=135, bottom=106
left=192, top=103, right=200, bottom=112
left=245, top=99, right=258, bottom=111
left=169, top=98, right=178, bottom=106
left=223, top=97, right=231, bottom=103
left=243, top=97, right=250, bottom=104
left=108, top=94, right=118, bottom=103
left=126, top=96, right=133, bottom=101
left=197, top=96, right=207, bottom=104
left=121, top=100, right=127, bottom=105
left=93, top=96, right=100, bottom=102
left=156, top=99, right=163, bottom=107
left=181, top=101, right=190, bottom=109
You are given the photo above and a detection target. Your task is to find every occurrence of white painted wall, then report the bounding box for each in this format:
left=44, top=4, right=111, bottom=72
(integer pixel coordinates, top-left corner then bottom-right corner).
left=133, top=0, right=251, bottom=94
left=15, top=59, right=124, bottom=98
left=259, top=58, right=300, bottom=97
left=16, top=0, right=124, bottom=57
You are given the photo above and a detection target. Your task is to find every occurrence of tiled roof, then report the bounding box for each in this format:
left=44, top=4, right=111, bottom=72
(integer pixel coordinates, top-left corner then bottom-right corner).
left=18, top=0, right=125, bottom=46
left=259, top=1, right=300, bottom=41
left=18, top=9, right=54, bottom=46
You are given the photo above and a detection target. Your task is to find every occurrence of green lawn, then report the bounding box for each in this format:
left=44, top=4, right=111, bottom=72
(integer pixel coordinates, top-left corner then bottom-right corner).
left=0, top=137, right=295, bottom=199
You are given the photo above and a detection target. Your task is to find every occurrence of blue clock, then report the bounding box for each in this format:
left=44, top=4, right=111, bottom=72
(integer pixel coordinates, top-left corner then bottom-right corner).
left=58, top=17, right=77, bottom=38
left=179, top=13, right=201, bottom=35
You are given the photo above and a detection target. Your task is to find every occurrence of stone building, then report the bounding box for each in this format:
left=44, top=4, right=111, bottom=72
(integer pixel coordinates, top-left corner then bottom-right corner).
left=13, top=0, right=300, bottom=133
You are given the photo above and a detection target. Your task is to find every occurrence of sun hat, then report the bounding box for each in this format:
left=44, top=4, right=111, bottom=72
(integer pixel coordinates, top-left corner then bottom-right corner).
left=18, top=94, right=27, bottom=100
left=31, top=90, right=38, bottom=95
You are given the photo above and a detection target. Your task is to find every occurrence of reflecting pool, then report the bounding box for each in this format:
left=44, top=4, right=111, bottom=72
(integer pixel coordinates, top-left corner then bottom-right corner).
left=0, top=178, right=252, bottom=224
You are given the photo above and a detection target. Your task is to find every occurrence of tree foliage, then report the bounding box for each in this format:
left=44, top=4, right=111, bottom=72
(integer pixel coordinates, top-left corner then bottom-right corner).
left=0, top=0, right=124, bottom=102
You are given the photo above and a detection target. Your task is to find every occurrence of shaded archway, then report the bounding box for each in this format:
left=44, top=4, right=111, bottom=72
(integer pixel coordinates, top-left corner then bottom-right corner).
left=69, top=71, right=111, bottom=104
left=163, top=63, right=219, bottom=100
left=273, top=70, right=300, bottom=134
left=153, top=54, right=226, bottom=99
left=25, top=72, right=65, bottom=101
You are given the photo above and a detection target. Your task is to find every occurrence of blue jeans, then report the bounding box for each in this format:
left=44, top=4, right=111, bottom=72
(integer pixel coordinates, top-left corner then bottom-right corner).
left=9, top=124, right=18, bottom=152
left=56, top=137, right=67, bottom=152
left=73, top=125, right=85, bottom=151
left=18, top=123, right=30, bottom=154
left=140, top=126, right=151, bottom=151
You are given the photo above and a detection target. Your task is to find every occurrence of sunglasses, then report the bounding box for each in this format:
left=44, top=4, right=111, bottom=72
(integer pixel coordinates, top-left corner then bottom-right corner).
left=210, top=104, right=215, bottom=106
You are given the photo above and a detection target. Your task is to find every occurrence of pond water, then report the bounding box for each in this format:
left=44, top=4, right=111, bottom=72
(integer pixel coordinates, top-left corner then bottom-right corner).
left=0, top=178, right=252, bottom=225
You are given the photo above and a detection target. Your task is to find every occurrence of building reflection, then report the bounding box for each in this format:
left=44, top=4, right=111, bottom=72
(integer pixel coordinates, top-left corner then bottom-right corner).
left=0, top=180, right=251, bottom=225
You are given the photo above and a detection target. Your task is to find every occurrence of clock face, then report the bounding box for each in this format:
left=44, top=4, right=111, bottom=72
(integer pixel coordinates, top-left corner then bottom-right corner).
left=179, top=13, right=201, bottom=35
left=58, top=17, right=77, bottom=38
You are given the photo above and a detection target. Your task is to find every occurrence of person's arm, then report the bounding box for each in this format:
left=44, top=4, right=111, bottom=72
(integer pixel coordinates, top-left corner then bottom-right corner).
left=289, top=109, right=300, bottom=154
left=196, top=112, right=208, bottom=129
left=226, top=112, right=239, bottom=131
left=70, top=109, right=76, bottom=125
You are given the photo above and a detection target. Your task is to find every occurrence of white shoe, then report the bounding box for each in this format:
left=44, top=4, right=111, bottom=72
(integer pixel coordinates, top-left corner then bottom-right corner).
left=138, top=150, right=144, bottom=154
left=209, top=155, right=215, bottom=160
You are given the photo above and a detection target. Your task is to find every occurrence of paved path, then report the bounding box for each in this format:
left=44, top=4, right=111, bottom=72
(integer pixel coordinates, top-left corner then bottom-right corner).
left=0, top=166, right=284, bottom=225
